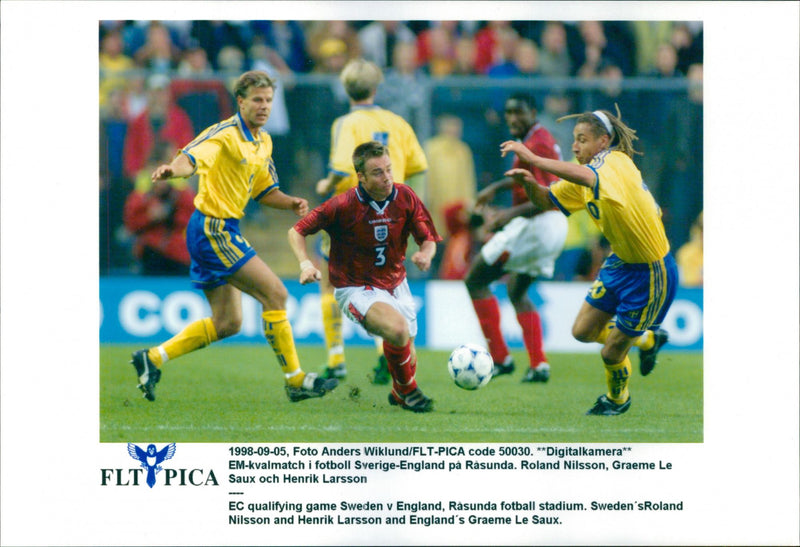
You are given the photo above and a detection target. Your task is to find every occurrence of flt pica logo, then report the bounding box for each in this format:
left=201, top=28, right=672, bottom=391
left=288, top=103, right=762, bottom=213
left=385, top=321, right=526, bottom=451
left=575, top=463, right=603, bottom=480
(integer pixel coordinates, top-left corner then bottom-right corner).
left=100, top=443, right=219, bottom=488
left=128, top=443, right=176, bottom=488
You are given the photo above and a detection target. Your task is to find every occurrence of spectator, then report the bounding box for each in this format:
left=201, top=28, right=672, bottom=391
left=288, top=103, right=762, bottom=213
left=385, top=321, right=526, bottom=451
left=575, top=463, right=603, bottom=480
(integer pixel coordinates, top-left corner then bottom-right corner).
left=306, top=21, right=361, bottom=68
left=675, top=211, right=703, bottom=287
left=513, top=38, right=541, bottom=76
left=575, top=21, right=632, bottom=79
left=537, top=21, right=572, bottom=77
left=452, top=36, right=478, bottom=75
left=123, top=74, right=195, bottom=179
left=99, top=28, right=135, bottom=108
left=648, top=42, right=681, bottom=78
left=251, top=21, right=311, bottom=73
left=419, top=24, right=457, bottom=77
left=312, top=37, right=350, bottom=74
left=423, top=114, right=477, bottom=240
left=473, top=21, right=514, bottom=74
left=671, top=23, right=703, bottom=75
left=134, top=21, right=179, bottom=72
left=123, top=144, right=196, bottom=276
left=217, top=44, right=246, bottom=75
left=176, top=40, right=213, bottom=78
left=100, top=86, right=131, bottom=184
left=485, top=27, right=522, bottom=77
left=377, top=41, right=428, bottom=135
left=630, top=21, right=674, bottom=75
left=416, top=21, right=463, bottom=76
left=358, top=21, right=417, bottom=69
left=189, top=21, right=250, bottom=71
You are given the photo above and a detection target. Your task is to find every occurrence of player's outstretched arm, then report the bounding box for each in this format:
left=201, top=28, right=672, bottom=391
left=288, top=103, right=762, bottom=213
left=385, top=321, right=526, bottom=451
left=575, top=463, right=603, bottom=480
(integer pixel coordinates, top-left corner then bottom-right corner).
left=260, top=190, right=309, bottom=216
left=500, top=140, right=594, bottom=187
left=505, top=168, right=553, bottom=212
left=287, top=227, right=322, bottom=284
left=151, top=152, right=194, bottom=181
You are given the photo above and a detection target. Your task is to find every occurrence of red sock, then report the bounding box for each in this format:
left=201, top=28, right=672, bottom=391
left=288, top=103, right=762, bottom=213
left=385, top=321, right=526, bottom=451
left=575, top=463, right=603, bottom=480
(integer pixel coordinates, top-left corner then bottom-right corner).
left=471, top=297, right=509, bottom=364
left=517, top=310, right=546, bottom=368
left=383, top=340, right=417, bottom=395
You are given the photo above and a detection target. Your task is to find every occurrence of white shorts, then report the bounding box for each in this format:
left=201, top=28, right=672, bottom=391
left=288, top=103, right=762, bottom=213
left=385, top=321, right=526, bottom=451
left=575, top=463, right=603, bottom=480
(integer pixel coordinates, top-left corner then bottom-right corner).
left=334, top=278, right=418, bottom=338
left=480, top=210, right=568, bottom=278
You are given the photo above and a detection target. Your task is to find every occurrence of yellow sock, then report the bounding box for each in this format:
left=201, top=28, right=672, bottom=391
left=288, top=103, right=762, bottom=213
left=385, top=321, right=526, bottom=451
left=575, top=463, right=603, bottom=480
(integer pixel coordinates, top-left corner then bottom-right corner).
left=147, top=317, right=218, bottom=367
left=594, top=321, right=616, bottom=344
left=604, top=357, right=632, bottom=404
left=596, top=322, right=654, bottom=350
left=320, top=292, right=345, bottom=367
left=263, top=310, right=304, bottom=387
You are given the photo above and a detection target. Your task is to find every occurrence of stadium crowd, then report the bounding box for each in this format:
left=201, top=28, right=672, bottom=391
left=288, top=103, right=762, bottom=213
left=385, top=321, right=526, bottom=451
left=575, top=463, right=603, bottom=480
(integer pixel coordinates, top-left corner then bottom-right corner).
left=100, top=20, right=703, bottom=285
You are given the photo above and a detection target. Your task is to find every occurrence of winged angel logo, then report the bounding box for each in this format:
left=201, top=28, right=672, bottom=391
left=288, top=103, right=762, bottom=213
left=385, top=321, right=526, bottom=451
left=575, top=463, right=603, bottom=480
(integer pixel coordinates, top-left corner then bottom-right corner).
left=127, top=443, right=176, bottom=488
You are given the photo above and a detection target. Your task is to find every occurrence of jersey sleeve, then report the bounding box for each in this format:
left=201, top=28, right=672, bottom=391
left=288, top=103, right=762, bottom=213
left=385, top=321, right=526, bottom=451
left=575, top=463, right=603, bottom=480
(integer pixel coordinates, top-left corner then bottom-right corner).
left=181, top=126, right=223, bottom=174
left=408, top=190, right=442, bottom=245
left=252, top=156, right=280, bottom=202
left=402, top=123, right=428, bottom=177
left=294, top=200, right=335, bottom=237
left=548, top=180, right=587, bottom=216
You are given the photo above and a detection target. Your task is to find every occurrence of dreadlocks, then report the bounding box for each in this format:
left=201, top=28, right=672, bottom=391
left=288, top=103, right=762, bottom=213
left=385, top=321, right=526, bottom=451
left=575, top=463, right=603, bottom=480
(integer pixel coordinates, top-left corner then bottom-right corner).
left=557, top=104, right=641, bottom=158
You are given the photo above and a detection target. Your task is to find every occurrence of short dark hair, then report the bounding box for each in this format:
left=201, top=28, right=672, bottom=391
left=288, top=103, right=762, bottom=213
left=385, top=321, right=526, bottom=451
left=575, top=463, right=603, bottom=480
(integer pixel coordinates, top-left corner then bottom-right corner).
left=233, top=70, right=275, bottom=99
left=352, top=141, right=389, bottom=174
left=505, top=92, right=537, bottom=112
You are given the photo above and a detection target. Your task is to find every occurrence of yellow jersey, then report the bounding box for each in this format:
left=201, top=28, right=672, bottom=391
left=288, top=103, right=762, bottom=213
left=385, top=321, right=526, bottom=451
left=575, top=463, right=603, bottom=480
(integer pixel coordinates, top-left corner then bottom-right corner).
left=549, top=149, right=669, bottom=263
left=181, top=112, right=279, bottom=219
left=328, top=105, right=428, bottom=195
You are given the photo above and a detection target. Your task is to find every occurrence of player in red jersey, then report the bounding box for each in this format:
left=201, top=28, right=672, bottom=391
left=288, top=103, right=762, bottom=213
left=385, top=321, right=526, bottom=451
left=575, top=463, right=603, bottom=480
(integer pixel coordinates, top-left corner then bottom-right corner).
left=289, top=141, right=441, bottom=412
left=465, top=93, right=568, bottom=383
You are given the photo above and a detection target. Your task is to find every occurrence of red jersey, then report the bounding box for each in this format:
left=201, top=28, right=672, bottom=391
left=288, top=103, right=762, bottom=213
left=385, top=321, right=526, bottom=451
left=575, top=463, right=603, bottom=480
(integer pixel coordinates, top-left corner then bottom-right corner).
left=294, top=184, right=441, bottom=291
left=511, top=122, right=562, bottom=207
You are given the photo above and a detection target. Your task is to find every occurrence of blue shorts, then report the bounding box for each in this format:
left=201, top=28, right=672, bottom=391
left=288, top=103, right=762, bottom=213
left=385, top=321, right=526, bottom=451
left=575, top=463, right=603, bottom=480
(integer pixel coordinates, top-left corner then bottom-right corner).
left=585, top=252, right=678, bottom=337
left=186, top=210, right=257, bottom=290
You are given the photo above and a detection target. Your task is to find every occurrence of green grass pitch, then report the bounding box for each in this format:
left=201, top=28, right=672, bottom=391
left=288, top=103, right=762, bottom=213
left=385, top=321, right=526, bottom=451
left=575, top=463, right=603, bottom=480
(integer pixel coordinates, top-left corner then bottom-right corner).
left=100, top=345, right=702, bottom=444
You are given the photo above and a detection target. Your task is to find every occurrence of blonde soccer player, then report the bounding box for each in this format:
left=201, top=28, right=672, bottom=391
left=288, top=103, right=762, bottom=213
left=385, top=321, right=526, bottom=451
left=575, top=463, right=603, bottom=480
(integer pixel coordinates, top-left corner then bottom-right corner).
left=131, top=70, right=338, bottom=403
left=314, top=59, right=428, bottom=384
left=500, top=107, right=675, bottom=415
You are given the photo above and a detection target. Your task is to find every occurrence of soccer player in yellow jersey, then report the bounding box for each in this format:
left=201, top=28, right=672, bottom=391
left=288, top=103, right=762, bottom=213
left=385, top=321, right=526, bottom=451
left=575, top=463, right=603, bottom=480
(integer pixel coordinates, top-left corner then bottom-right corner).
left=130, top=70, right=339, bottom=403
left=314, top=59, right=428, bottom=383
left=501, top=107, right=676, bottom=416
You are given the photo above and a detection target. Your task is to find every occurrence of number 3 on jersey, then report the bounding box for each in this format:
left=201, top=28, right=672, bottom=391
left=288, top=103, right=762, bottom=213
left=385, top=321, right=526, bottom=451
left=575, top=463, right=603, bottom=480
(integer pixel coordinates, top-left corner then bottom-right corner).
left=374, top=245, right=387, bottom=266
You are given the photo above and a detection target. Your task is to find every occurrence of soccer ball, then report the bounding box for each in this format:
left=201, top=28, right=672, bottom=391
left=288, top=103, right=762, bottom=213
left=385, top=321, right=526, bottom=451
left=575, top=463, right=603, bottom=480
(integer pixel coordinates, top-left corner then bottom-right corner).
left=447, top=343, right=493, bottom=390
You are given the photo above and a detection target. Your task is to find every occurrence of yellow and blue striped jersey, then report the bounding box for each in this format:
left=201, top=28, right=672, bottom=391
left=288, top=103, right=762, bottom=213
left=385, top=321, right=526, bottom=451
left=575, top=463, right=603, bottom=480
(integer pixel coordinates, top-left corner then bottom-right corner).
left=328, top=105, right=428, bottom=196
left=549, top=149, right=669, bottom=264
left=181, top=112, right=279, bottom=219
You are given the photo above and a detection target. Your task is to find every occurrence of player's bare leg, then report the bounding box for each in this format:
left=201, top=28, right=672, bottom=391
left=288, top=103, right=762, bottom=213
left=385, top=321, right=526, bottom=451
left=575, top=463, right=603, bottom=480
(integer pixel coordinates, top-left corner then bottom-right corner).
left=231, top=256, right=338, bottom=400
left=571, top=301, right=634, bottom=415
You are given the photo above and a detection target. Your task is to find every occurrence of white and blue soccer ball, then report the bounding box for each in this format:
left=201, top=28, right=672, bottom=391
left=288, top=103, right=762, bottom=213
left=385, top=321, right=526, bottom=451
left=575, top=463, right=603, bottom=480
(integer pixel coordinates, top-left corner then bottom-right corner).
left=447, top=343, right=493, bottom=390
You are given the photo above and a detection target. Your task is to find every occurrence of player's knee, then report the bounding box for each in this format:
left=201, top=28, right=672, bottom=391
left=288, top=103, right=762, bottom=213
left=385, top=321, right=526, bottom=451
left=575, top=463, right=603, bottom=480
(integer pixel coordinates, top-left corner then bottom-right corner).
left=382, top=321, right=410, bottom=347
left=214, top=315, right=242, bottom=339
left=572, top=324, right=597, bottom=344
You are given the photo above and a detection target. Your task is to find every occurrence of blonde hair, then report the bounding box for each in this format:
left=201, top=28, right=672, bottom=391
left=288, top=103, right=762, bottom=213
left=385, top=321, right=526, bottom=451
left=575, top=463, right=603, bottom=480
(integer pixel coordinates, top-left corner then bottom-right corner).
left=558, top=104, right=641, bottom=158
left=340, top=59, right=383, bottom=101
